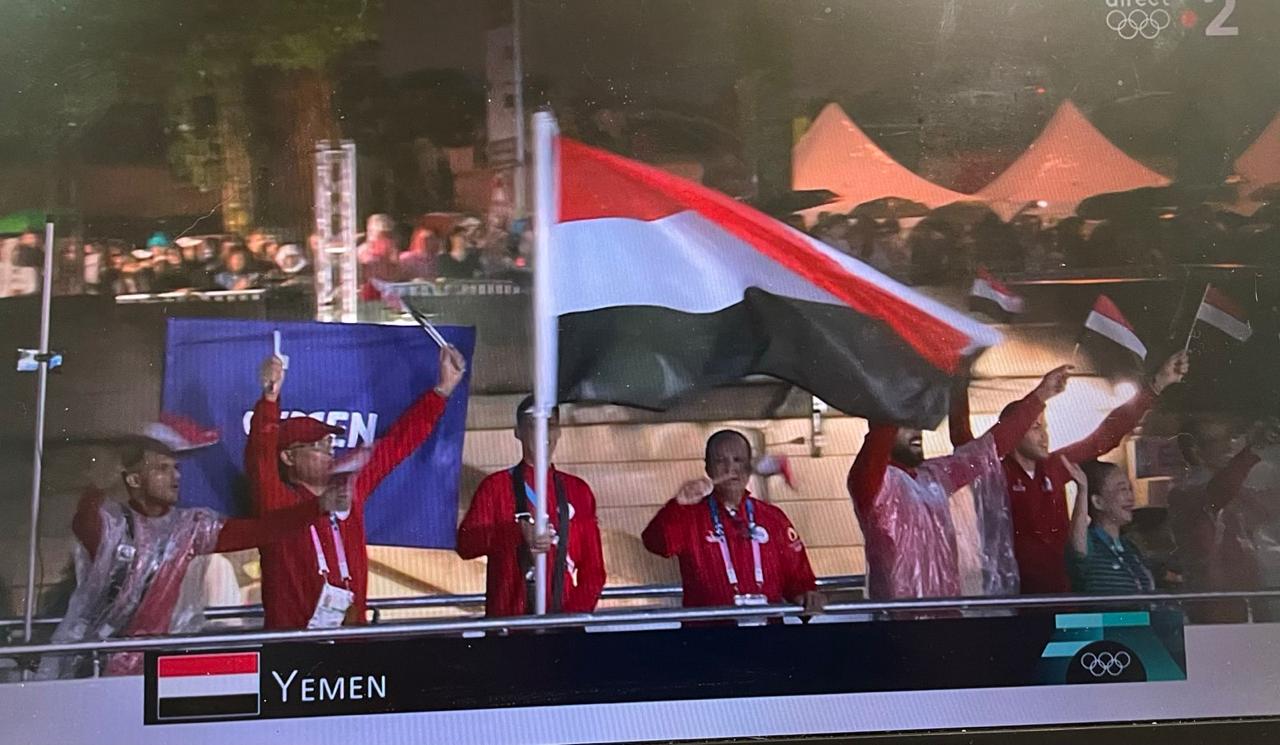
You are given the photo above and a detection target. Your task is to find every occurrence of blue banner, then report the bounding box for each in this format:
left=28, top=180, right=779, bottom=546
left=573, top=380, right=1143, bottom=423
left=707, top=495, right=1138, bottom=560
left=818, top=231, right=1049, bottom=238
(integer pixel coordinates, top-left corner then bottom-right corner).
left=161, top=318, right=474, bottom=549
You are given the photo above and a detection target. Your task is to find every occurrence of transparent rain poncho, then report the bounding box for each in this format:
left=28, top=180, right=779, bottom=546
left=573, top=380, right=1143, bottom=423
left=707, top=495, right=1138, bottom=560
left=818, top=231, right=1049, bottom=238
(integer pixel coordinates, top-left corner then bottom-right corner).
left=857, top=432, right=1017, bottom=599
left=966, top=452, right=1022, bottom=596
left=37, top=501, right=224, bottom=679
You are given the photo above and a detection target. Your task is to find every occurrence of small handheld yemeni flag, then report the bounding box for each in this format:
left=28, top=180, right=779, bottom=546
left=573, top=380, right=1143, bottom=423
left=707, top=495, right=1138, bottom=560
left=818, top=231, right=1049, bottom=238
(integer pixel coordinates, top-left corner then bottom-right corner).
left=1084, top=295, right=1148, bottom=360
left=1195, top=285, right=1252, bottom=342
left=550, top=138, right=1000, bottom=427
left=156, top=652, right=260, bottom=720
left=968, top=267, right=1026, bottom=319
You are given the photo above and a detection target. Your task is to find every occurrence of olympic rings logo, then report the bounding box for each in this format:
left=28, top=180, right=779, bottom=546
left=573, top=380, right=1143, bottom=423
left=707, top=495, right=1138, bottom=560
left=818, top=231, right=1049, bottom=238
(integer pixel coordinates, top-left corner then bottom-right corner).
left=1079, top=650, right=1132, bottom=677
left=1106, top=9, right=1172, bottom=40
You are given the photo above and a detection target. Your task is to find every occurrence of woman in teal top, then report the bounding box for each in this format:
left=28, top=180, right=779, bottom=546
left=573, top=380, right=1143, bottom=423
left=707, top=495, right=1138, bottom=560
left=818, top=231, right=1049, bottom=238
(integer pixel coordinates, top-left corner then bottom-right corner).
left=1066, top=459, right=1156, bottom=594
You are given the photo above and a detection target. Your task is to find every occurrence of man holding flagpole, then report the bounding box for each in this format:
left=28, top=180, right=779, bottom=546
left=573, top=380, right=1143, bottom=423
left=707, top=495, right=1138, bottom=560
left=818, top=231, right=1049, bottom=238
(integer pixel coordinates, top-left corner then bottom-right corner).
left=528, top=109, right=1000, bottom=609
left=457, top=396, right=607, bottom=617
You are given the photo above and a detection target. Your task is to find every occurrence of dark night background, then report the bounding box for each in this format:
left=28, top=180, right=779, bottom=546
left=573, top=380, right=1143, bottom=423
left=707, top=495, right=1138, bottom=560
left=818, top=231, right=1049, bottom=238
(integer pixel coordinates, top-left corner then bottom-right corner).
left=2, top=0, right=1277, bottom=229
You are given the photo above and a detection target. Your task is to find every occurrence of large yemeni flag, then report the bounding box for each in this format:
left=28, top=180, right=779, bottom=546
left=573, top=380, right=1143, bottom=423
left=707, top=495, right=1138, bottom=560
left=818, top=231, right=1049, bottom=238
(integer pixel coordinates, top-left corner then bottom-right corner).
left=155, top=652, right=260, bottom=720
left=1194, top=285, right=1252, bottom=342
left=548, top=137, right=1000, bottom=426
left=1083, top=295, right=1147, bottom=360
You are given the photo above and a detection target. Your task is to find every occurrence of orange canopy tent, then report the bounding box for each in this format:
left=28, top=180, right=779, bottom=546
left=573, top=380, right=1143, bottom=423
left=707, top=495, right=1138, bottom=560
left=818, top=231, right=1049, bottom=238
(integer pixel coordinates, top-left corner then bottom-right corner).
left=1229, top=112, right=1280, bottom=215
left=976, top=101, right=1170, bottom=220
left=792, top=103, right=966, bottom=224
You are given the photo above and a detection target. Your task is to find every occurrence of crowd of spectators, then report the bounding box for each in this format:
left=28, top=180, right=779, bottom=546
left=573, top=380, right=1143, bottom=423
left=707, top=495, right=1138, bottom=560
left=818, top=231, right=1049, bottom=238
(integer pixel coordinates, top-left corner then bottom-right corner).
left=805, top=201, right=1280, bottom=287
left=0, top=210, right=535, bottom=300
left=355, top=212, right=531, bottom=284
left=1, top=228, right=313, bottom=298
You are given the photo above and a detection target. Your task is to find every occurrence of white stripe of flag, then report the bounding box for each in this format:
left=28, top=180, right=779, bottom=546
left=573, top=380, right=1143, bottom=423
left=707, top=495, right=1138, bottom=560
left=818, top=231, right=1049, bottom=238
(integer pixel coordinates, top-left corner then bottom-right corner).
left=1085, top=310, right=1148, bottom=359
left=158, top=672, right=259, bottom=700
left=969, top=274, right=1025, bottom=314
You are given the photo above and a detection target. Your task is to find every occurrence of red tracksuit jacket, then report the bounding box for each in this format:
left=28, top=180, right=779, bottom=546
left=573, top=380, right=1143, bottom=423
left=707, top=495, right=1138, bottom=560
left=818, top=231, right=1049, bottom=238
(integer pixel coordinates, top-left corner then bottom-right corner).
left=457, top=463, right=607, bottom=616
left=246, top=392, right=445, bottom=630
left=642, top=493, right=816, bottom=607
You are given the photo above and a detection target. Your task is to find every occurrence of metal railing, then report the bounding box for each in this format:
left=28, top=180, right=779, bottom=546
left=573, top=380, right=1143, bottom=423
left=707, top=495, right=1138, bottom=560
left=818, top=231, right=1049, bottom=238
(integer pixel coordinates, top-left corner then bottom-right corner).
left=113, top=288, right=268, bottom=304
left=379, top=279, right=524, bottom=298
left=3, top=589, right=1277, bottom=663
left=0, top=575, right=867, bottom=635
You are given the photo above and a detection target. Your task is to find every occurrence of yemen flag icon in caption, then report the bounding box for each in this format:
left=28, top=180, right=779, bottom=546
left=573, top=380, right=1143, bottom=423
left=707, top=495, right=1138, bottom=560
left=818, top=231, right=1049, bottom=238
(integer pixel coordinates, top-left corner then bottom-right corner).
left=156, top=652, right=260, bottom=720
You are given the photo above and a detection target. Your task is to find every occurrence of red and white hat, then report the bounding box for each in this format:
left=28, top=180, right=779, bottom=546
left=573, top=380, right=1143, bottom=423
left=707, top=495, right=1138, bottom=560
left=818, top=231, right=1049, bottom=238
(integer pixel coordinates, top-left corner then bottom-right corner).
left=143, top=413, right=220, bottom=452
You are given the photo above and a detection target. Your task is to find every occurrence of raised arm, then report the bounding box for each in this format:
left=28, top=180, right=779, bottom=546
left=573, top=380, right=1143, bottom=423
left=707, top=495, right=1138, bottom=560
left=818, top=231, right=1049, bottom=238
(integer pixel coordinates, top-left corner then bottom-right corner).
left=847, top=424, right=898, bottom=514
left=213, top=501, right=320, bottom=553
left=352, top=345, right=465, bottom=508
left=350, top=390, right=446, bottom=506
left=949, top=378, right=976, bottom=447
left=245, top=397, right=300, bottom=513
left=1059, top=352, right=1188, bottom=463
left=989, top=365, right=1071, bottom=458
left=1202, top=419, right=1280, bottom=513
left=246, top=355, right=299, bottom=513
left=1056, top=387, right=1156, bottom=463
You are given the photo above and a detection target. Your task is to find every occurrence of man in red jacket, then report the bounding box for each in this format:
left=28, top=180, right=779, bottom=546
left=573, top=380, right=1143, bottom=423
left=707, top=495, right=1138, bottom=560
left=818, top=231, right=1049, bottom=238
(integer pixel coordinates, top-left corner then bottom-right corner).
left=949, top=351, right=1188, bottom=594
left=247, top=346, right=466, bottom=630
left=643, top=430, right=822, bottom=614
left=457, top=396, right=606, bottom=616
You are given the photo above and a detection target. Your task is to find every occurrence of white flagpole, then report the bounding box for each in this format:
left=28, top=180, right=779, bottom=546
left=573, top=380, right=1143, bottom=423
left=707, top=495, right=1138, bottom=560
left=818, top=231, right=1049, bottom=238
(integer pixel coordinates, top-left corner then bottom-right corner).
left=23, top=218, right=56, bottom=644
left=1183, top=284, right=1210, bottom=354
left=531, top=110, right=560, bottom=615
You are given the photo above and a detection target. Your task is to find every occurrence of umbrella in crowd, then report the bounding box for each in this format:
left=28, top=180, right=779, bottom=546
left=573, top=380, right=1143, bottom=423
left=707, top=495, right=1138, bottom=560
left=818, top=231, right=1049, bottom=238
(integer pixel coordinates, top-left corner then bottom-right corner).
left=850, top=196, right=931, bottom=221
left=922, top=200, right=998, bottom=227
left=1076, top=184, right=1238, bottom=221
left=754, top=189, right=840, bottom=218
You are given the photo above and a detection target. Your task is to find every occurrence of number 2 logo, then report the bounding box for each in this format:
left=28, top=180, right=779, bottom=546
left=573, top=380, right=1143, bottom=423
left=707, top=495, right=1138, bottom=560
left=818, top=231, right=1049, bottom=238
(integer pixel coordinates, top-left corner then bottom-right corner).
left=1205, top=0, right=1240, bottom=37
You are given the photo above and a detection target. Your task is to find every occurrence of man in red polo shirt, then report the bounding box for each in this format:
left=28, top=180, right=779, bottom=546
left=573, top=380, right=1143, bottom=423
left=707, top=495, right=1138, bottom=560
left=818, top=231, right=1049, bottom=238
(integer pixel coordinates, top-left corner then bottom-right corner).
left=643, top=430, right=822, bottom=614
left=247, top=346, right=465, bottom=630
left=457, top=396, right=606, bottom=616
left=949, top=351, right=1189, bottom=594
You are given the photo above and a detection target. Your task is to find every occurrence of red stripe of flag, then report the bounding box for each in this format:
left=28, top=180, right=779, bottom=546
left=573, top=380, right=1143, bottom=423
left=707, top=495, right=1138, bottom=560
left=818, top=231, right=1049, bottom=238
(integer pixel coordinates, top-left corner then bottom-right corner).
left=976, top=267, right=1011, bottom=296
left=1203, top=286, right=1248, bottom=322
left=1091, top=294, right=1136, bottom=331
left=557, top=138, right=973, bottom=374
left=158, top=652, right=259, bottom=678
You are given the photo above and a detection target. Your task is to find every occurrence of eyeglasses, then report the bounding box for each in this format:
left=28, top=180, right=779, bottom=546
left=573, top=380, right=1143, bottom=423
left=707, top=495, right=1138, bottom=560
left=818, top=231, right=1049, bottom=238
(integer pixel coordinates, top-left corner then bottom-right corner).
left=289, top=437, right=336, bottom=455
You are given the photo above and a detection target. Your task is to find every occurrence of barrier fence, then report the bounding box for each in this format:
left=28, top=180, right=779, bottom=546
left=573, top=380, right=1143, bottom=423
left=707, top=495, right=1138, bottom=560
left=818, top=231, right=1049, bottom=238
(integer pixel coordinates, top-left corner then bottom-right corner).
left=0, top=575, right=866, bottom=638
left=2, top=588, right=1277, bottom=669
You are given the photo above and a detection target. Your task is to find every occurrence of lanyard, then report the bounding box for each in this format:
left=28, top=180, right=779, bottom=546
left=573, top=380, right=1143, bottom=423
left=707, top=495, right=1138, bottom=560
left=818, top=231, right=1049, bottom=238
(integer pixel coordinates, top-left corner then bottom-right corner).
left=707, top=497, right=764, bottom=591
left=1096, top=528, right=1152, bottom=592
left=310, top=515, right=352, bottom=586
